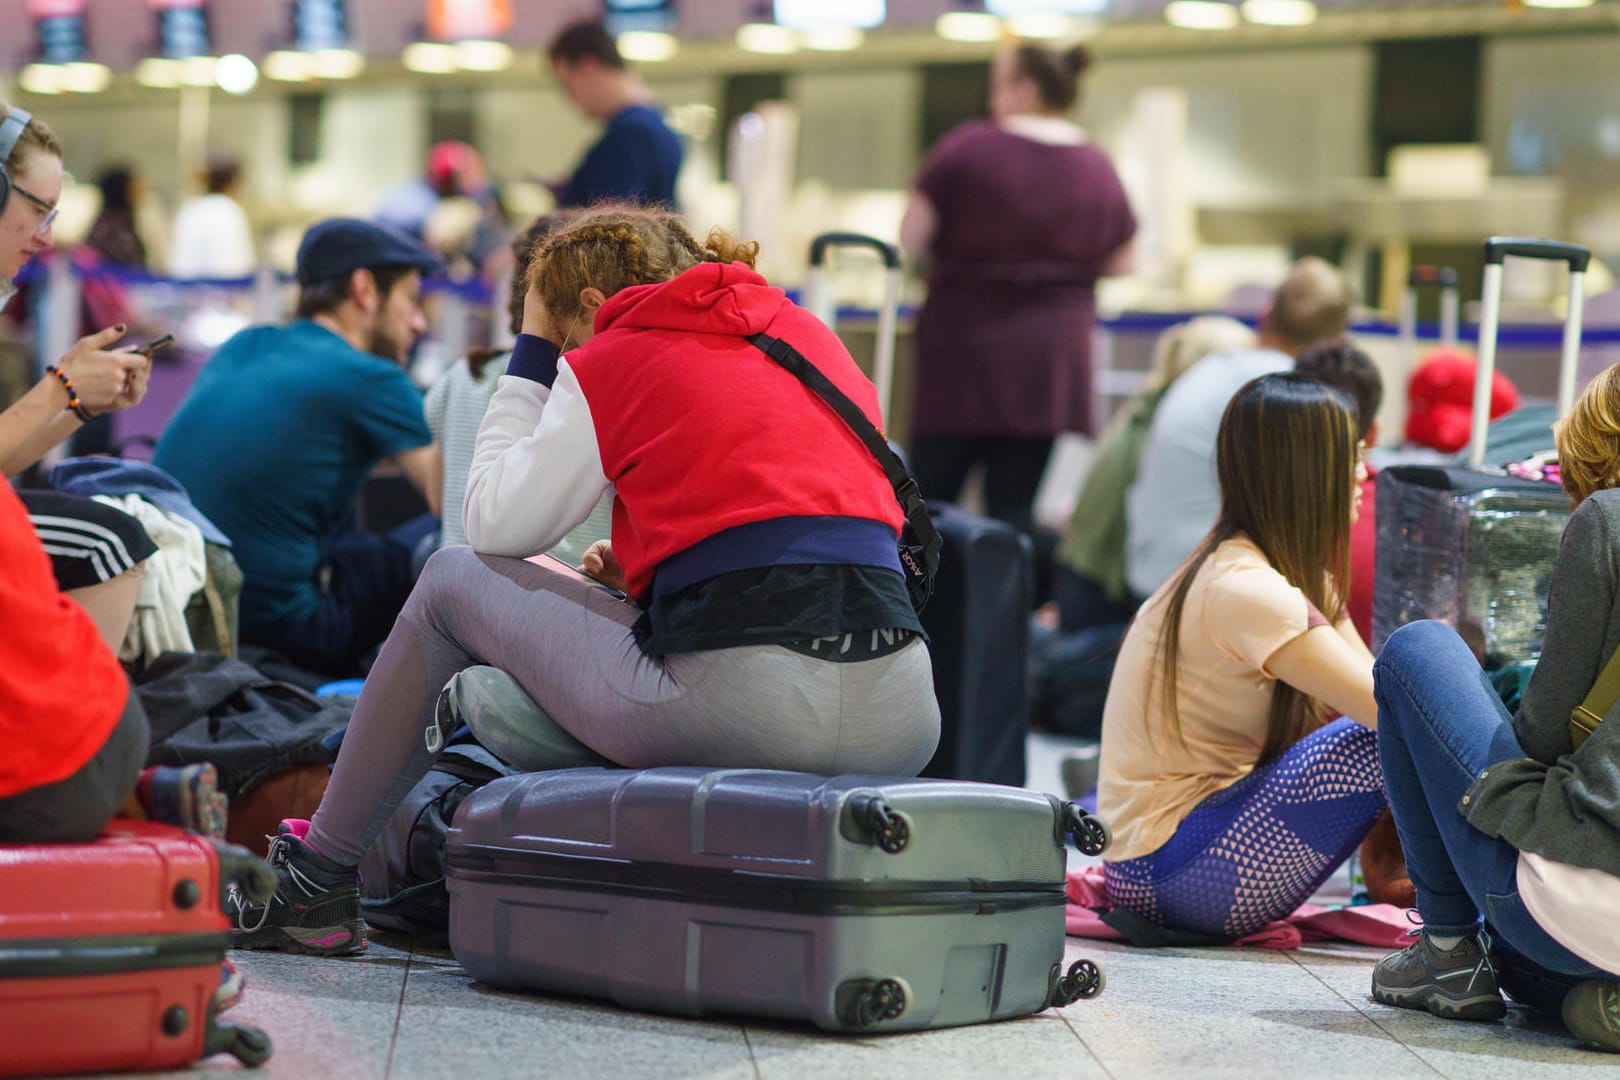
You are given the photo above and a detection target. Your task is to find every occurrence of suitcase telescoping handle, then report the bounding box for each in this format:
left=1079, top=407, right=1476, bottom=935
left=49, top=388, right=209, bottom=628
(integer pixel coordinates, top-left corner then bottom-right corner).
left=804, top=232, right=902, bottom=424
left=1470, top=237, right=1593, bottom=469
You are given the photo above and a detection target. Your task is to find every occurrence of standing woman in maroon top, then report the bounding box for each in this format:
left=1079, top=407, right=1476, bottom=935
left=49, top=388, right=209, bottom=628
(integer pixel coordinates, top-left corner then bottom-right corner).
left=901, top=43, right=1135, bottom=542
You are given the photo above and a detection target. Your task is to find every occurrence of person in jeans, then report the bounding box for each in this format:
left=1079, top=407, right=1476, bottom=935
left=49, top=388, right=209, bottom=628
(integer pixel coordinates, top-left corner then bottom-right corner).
left=1370, top=364, right=1620, bottom=1052
left=229, top=206, right=941, bottom=956
left=1098, top=373, right=1385, bottom=938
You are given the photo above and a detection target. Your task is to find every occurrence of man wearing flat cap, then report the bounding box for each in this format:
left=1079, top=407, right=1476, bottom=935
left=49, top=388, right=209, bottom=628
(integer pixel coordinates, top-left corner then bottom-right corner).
left=155, top=218, right=443, bottom=676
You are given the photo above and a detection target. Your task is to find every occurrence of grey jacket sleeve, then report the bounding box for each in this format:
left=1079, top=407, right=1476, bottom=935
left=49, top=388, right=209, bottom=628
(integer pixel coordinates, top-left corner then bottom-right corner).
left=1514, top=491, right=1620, bottom=764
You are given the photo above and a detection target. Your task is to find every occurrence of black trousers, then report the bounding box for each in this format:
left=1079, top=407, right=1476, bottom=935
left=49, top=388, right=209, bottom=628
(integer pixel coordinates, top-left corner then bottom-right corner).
left=909, top=435, right=1054, bottom=542
left=0, top=688, right=148, bottom=844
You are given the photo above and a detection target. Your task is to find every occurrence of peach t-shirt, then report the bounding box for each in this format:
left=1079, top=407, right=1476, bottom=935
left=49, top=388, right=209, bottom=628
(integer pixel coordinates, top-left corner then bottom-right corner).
left=1099, top=536, right=1323, bottom=862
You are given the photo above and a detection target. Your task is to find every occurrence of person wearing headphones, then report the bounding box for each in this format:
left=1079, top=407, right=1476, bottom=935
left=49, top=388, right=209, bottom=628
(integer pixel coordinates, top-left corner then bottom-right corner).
left=0, top=102, right=158, bottom=651
left=0, top=101, right=223, bottom=847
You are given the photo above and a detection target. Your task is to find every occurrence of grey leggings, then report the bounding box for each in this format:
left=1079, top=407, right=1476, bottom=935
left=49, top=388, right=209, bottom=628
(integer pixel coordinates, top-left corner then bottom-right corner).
left=308, top=547, right=942, bottom=867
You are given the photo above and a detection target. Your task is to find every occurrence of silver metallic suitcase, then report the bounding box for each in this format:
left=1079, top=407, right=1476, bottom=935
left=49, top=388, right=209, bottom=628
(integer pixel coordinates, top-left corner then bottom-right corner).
left=1372, top=237, right=1589, bottom=665
left=444, top=767, right=1109, bottom=1032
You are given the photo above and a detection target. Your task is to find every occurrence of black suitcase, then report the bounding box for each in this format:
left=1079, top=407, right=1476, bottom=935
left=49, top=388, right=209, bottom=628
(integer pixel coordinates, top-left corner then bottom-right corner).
left=919, top=504, right=1034, bottom=786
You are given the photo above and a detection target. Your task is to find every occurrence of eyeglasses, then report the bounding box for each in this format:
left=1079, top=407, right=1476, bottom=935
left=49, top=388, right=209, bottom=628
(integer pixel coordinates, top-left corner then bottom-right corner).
left=7, top=178, right=58, bottom=237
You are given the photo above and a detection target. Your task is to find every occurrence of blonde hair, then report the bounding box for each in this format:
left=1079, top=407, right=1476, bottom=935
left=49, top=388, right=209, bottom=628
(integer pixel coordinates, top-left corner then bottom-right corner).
left=1556, top=364, right=1620, bottom=507
left=0, top=101, right=62, bottom=176
left=1147, top=315, right=1257, bottom=392
left=525, top=204, right=759, bottom=329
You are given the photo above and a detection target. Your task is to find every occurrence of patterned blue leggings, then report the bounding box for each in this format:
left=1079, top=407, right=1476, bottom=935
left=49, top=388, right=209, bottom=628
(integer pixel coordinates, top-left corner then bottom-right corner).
left=1103, top=717, right=1387, bottom=939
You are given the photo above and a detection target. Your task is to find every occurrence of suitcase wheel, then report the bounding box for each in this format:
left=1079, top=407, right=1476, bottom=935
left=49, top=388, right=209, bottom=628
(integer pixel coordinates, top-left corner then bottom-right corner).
left=206, top=1016, right=274, bottom=1067
left=213, top=840, right=279, bottom=905
left=1050, top=958, right=1106, bottom=1007
left=844, top=795, right=912, bottom=854
left=841, top=977, right=910, bottom=1028
left=1062, top=804, right=1112, bottom=858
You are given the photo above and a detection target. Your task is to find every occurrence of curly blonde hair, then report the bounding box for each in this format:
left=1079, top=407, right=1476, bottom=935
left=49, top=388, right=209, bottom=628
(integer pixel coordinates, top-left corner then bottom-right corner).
left=525, top=204, right=759, bottom=330
left=1556, top=364, right=1620, bottom=507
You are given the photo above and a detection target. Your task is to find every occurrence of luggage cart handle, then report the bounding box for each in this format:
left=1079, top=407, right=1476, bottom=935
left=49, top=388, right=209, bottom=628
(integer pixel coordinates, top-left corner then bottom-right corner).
left=1484, top=238, right=1591, bottom=272
left=1471, top=236, right=1591, bottom=468
left=1407, top=265, right=1458, bottom=288
left=809, top=233, right=901, bottom=269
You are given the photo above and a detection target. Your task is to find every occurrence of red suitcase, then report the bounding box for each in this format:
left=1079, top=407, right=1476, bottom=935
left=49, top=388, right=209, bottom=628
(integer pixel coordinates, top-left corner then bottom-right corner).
left=0, top=820, right=276, bottom=1077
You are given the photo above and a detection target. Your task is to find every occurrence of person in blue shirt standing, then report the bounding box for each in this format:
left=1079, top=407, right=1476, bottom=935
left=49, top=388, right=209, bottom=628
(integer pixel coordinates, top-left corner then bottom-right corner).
left=154, top=219, right=443, bottom=677
left=547, top=20, right=682, bottom=210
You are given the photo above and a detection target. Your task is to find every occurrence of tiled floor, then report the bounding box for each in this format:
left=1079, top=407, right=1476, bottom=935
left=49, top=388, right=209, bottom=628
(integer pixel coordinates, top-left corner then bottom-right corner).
left=99, top=734, right=1620, bottom=1080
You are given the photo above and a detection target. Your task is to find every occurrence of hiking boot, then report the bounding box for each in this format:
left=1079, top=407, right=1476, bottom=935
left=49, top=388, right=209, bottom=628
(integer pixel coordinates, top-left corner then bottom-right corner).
left=1372, top=929, right=1506, bottom=1021
left=1563, top=979, right=1620, bottom=1052
left=228, top=820, right=367, bottom=956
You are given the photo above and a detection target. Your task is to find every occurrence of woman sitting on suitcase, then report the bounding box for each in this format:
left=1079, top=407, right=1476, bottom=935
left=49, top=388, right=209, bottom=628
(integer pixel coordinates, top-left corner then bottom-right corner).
left=1367, top=365, right=1620, bottom=1052
left=0, top=101, right=226, bottom=845
left=231, top=205, right=942, bottom=955
left=1097, top=372, right=1386, bottom=939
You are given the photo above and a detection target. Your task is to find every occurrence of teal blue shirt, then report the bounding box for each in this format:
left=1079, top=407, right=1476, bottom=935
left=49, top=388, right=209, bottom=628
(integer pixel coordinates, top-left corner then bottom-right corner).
left=154, top=320, right=433, bottom=629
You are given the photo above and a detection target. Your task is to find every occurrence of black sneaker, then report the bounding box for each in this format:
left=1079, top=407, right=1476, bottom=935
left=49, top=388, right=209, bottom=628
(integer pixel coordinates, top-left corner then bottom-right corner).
left=1563, top=979, right=1620, bottom=1052
left=228, top=819, right=367, bottom=956
left=1371, top=929, right=1506, bottom=1021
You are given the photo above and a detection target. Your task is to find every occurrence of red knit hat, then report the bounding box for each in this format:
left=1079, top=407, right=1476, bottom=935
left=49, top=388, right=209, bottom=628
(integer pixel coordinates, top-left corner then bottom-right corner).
left=1405, top=347, right=1521, bottom=453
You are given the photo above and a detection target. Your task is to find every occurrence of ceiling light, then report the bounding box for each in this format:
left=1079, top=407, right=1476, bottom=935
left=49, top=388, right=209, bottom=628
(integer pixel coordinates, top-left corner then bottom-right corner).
left=1522, top=0, right=1594, bottom=7
left=736, top=23, right=800, bottom=54
left=18, top=64, right=63, bottom=96
left=935, top=12, right=1004, bottom=42
left=802, top=25, right=865, bottom=50
left=215, top=53, right=259, bottom=94
left=264, top=50, right=312, bottom=81
left=1240, top=0, right=1316, bottom=24
left=773, top=0, right=884, bottom=29
left=180, top=56, right=219, bottom=87
left=1165, top=0, right=1240, bottom=29
left=403, top=42, right=458, bottom=74
left=60, top=62, right=112, bottom=94
left=135, top=58, right=184, bottom=88
left=1006, top=12, right=1082, bottom=36
left=616, top=30, right=678, bottom=61
left=455, top=40, right=512, bottom=72
left=988, top=0, right=1105, bottom=9
left=312, top=49, right=365, bottom=79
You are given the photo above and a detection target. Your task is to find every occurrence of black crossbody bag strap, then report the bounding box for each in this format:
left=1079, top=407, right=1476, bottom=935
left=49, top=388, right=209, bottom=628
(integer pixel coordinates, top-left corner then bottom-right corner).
left=745, top=332, right=940, bottom=612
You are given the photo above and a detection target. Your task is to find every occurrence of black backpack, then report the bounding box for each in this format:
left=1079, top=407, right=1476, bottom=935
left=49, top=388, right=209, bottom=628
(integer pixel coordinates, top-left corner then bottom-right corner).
left=357, top=740, right=515, bottom=941
left=137, top=651, right=351, bottom=800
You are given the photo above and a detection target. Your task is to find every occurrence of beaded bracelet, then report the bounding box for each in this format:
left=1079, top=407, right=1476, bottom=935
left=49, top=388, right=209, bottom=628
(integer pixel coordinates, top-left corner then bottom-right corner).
left=45, top=365, right=95, bottom=422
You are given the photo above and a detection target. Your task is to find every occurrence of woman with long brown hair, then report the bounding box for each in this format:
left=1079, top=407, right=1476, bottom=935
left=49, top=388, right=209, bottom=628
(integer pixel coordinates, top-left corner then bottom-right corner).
left=1097, top=372, right=1385, bottom=938
left=229, top=205, right=941, bottom=956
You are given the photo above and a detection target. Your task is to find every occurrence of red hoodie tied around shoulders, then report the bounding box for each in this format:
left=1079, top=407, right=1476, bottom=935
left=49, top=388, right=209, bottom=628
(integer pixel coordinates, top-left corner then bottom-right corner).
left=563, top=262, right=904, bottom=600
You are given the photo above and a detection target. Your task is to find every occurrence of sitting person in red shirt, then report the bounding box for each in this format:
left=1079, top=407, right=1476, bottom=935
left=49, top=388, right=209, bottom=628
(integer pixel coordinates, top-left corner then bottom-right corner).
left=0, top=479, right=146, bottom=843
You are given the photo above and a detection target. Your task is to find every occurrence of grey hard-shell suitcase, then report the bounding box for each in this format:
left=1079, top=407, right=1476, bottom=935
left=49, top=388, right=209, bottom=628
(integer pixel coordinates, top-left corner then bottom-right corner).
left=444, top=767, right=1110, bottom=1033
left=1373, top=238, right=1588, bottom=666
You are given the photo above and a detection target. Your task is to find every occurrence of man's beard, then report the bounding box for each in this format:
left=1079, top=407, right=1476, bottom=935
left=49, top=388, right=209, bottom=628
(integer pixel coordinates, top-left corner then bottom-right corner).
left=368, top=325, right=407, bottom=365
